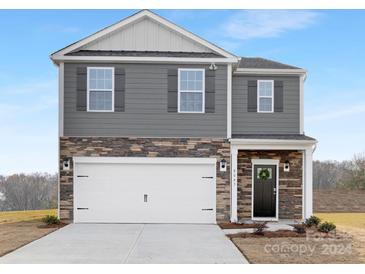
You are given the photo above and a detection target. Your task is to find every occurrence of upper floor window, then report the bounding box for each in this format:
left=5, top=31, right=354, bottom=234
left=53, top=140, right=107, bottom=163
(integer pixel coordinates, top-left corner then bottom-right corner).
left=258, top=80, right=274, bottom=113
left=87, top=67, right=114, bottom=112
left=178, top=68, right=205, bottom=113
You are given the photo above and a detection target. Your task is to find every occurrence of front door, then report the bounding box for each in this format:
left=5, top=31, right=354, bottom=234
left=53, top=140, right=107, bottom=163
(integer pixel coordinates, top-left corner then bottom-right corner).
left=253, top=165, right=277, bottom=218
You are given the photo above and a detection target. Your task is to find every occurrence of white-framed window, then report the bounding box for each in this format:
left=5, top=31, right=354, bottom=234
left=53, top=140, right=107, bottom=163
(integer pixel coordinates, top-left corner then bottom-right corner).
left=178, top=68, right=205, bottom=113
left=257, top=80, right=274, bottom=113
left=87, top=67, right=114, bottom=112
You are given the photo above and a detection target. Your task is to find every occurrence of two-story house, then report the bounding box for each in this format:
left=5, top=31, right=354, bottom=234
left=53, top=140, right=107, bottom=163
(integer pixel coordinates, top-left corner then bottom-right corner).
left=50, top=10, right=316, bottom=224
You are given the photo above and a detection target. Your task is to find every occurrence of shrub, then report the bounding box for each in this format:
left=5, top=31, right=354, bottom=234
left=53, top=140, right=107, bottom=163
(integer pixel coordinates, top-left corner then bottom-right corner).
left=253, top=221, right=267, bottom=235
left=292, top=223, right=306, bottom=234
left=318, top=221, right=336, bottom=233
left=304, top=215, right=321, bottom=227
left=42, top=215, right=60, bottom=225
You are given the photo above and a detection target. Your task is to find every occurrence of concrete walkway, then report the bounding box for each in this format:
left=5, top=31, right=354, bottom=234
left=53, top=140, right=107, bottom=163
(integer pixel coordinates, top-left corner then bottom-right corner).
left=223, top=220, right=295, bottom=235
left=0, top=224, right=247, bottom=264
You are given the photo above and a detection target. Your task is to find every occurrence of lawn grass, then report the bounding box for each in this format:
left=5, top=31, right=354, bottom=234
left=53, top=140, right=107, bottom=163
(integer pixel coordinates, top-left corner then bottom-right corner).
left=0, top=209, right=57, bottom=224
left=315, top=213, right=365, bottom=229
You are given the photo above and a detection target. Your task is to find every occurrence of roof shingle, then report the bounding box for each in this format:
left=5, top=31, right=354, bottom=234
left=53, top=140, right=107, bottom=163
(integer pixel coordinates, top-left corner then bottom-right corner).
left=238, top=57, right=301, bottom=69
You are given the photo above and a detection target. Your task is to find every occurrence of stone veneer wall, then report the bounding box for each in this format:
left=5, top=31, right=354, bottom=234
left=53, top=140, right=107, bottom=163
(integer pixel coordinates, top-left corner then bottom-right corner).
left=237, top=150, right=303, bottom=220
left=59, top=137, right=231, bottom=223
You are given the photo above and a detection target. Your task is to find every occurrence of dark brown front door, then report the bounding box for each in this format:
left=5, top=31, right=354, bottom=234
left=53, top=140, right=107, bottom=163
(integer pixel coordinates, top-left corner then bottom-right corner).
left=253, top=165, right=277, bottom=218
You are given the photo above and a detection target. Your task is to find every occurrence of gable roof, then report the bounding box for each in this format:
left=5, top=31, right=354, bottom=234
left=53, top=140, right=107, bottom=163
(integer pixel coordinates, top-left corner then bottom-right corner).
left=51, top=10, right=237, bottom=62
left=239, top=57, right=301, bottom=69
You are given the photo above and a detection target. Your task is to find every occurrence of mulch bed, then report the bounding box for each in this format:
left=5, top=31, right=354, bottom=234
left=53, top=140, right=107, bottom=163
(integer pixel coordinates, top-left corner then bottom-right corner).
left=218, top=222, right=267, bottom=229
left=228, top=227, right=348, bottom=239
left=37, top=223, right=68, bottom=229
left=228, top=229, right=306, bottom=238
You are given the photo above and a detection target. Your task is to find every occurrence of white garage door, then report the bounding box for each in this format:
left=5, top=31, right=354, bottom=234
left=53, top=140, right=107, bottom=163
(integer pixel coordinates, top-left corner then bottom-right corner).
left=73, top=157, right=216, bottom=224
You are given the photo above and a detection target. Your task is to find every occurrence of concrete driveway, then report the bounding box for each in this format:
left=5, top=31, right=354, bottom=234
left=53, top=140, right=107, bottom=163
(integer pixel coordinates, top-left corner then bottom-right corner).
left=0, top=224, right=247, bottom=264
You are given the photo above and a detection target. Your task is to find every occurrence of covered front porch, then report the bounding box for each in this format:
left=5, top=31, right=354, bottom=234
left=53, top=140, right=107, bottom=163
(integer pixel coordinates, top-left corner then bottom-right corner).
left=229, top=135, right=317, bottom=223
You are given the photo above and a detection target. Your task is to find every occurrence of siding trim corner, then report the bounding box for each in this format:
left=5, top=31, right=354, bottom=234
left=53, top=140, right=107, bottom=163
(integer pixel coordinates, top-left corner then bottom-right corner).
left=227, top=64, right=232, bottom=138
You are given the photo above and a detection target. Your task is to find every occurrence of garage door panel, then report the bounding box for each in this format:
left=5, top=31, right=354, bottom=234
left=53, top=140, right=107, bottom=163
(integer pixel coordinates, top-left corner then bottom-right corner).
left=74, top=158, right=216, bottom=224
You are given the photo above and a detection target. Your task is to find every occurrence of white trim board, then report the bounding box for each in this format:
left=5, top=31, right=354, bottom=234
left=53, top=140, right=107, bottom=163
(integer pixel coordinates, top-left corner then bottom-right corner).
left=51, top=55, right=237, bottom=64
left=230, top=147, right=238, bottom=222
left=251, top=159, right=280, bottom=165
left=251, top=159, right=279, bottom=221
left=73, top=156, right=217, bottom=165
left=50, top=10, right=237, bottom=61
left=230, top=139, right=316, bottom=151
left=57, top=62, right=64, bottom=218
left=58, top=62, right=64, bottom=137
left=226, top=64, right=232, bottom=138
left=299, top=74, right=305, bottom=134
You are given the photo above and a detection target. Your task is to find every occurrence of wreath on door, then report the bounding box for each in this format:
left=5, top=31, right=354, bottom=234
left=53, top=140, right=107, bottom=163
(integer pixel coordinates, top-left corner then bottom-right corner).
left=258, top=168, right=270, bottom=180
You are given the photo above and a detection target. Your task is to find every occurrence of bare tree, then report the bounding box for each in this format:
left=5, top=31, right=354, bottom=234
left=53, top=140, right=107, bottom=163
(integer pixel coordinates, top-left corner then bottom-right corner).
left=313, top=160, right=341, bottom=189
left=313, top=152, right=365, bottom=191
left=0, top=173, right=57, bottom=211
left=339, top=153, right=365, bottom=190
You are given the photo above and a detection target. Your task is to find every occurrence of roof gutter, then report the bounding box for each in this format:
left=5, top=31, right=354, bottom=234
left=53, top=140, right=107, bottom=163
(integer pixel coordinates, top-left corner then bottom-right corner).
left=229, top=138, right=317, bottom=146
left=50, top=55, right=239, bottom=64
left=229, top=138, right=317, bottom=151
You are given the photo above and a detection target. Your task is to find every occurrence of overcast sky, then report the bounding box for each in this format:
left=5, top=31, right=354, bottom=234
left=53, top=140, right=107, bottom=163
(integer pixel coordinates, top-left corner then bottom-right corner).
left=0, top=9, right=364, bottom=175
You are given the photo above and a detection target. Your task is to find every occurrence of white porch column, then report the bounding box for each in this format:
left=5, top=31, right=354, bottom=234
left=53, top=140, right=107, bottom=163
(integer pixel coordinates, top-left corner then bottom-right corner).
left=230, top=147, right=238, bottom=222
left=304, top=147, right=313, bottom=218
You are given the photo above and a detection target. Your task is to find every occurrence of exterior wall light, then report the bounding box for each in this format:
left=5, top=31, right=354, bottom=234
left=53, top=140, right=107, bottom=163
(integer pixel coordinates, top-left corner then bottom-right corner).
left=220, top=159, right=227, bottom=172
left=284, top=160, right=290, bottom=172
left=209, top=63, right=217, bottom=71
left=63, top=157, right=71, bottom=171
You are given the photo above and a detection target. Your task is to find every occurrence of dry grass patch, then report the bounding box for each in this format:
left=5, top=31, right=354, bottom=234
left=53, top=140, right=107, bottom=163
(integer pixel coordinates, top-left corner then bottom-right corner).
left=232, top=236, right=361, bottom=264
left=316, top=213, right=365, bottom=262
left=0, top=209, right=57, bottom=224
left=316, top=213, right=365, bottom=230
left=0, top=221, right=59, bottom=257
left=0, top=209, right=63, bottom=257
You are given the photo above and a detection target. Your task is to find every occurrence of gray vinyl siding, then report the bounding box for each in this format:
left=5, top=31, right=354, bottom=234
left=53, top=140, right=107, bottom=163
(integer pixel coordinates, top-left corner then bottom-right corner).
left=64, top=63, right=227, bottom=137
left=232, top=75, right=300, bottom=135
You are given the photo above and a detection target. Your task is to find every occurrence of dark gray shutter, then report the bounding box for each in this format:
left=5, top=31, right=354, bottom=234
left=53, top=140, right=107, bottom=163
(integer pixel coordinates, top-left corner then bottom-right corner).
left=274, top=80, right=283, bottom=112
left=114, top=68, right=125, bottom=112
left=167, top=69, right=178, bottom=112
left=247, top=80, right=257, bottom=112
left=205, top=70, right=215, bottom=113
left=76, top=67, right=87, bottom=111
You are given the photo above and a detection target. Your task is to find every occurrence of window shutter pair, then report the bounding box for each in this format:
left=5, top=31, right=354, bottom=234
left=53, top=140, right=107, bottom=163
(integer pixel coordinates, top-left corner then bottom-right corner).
left=247, top=80, right=284, bottom=112
left=76, top=67, right=125, bottom=112
left=167, top=69, right=216, bottom=113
